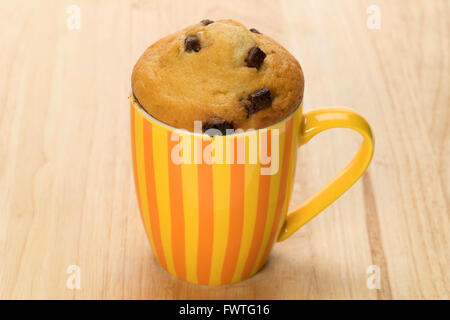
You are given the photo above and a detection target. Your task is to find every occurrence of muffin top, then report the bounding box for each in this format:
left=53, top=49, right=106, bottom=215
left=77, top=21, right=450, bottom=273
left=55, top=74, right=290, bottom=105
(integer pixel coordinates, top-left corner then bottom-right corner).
left=132, top=19, right=304, bottom=132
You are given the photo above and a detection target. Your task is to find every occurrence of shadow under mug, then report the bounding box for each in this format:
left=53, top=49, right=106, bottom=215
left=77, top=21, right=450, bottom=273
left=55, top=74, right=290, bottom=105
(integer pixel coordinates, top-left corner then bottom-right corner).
left=129, top=94, right=374, bottom=285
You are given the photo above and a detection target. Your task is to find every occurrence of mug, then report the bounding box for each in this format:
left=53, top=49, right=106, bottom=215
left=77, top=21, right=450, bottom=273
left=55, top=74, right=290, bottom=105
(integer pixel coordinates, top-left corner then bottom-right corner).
left=129, top=93, right=374, bottom=285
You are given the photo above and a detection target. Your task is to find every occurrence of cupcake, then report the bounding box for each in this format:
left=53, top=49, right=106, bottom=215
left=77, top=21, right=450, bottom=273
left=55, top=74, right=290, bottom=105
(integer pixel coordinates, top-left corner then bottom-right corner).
left=132, top=19, right=304, bottom=134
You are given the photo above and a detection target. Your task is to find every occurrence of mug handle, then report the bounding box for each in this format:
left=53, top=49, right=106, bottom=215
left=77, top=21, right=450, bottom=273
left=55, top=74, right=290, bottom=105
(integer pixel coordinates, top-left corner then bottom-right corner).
left=277, top=107, right=375, bottom=241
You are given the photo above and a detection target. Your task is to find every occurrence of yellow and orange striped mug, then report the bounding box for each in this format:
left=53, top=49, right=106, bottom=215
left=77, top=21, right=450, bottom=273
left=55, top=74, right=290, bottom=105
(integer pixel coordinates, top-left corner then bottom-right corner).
left=130, top=94, right=374, bottom=285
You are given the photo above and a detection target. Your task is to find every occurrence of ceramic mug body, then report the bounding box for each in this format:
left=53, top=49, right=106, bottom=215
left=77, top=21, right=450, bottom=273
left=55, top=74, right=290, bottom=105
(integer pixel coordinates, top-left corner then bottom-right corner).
left=130, top=94, right=302, bottom=285
left=129, top=93, right=374, bottom=286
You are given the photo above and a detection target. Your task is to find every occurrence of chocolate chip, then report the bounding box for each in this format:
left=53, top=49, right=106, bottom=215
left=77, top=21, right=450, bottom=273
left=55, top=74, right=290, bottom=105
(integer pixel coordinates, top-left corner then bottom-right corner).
left=245, top=46, right=266, bottom=69
left=185, top=35, right=201, bottom=52
left=250, top=28, right=261, bottom=34
left=202, top=118, right=234, bottom=136
left=201, top=19, right=214, bottom=25
left=246, top=88, right=272, bottom=116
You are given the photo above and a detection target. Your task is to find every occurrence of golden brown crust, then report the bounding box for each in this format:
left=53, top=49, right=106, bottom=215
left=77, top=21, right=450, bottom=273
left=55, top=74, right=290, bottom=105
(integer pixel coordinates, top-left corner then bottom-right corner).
left=132, top=19, right=304, bottom=131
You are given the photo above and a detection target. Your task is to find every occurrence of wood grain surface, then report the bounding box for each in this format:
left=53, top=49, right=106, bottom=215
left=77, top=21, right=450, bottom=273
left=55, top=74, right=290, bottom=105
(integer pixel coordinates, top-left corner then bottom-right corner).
left=0, top=0, right=448, bottom=299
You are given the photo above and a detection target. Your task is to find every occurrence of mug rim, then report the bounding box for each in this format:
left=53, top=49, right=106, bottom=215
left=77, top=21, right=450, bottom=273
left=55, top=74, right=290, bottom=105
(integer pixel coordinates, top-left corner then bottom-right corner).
left=129, top=90, right=303, bottom=138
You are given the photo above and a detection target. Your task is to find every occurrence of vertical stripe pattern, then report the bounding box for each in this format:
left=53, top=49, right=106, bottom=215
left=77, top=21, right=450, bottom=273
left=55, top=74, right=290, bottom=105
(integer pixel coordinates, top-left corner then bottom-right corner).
left=167, top=133, right=186, bottom=280
left=130, top=99, right=301, bottom=285
left=196, top=139, right=214, bottom=285
left=142, top=118, right=167, bottom=269
left=240, top=131, right=272, bottom=280
left=221, top=137, right=245, bottom=284
left=181, top=135, right=199, bottom=283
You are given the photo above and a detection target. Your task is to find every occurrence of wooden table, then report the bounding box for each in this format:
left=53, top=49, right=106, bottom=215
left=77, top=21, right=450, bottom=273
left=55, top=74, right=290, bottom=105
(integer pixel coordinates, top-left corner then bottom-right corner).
left=0, top=0, right=448, bottom=299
